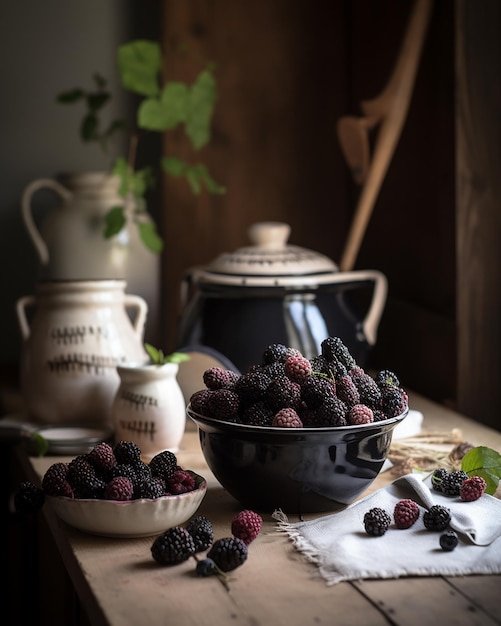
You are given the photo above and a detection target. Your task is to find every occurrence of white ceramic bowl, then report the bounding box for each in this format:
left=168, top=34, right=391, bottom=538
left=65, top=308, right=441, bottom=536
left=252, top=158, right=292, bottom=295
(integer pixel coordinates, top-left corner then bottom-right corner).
left=46, top=472, right=207, bottom=538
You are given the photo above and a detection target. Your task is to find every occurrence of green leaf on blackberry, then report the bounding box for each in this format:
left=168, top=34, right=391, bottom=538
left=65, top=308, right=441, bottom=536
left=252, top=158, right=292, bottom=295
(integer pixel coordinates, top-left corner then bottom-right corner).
left=460, top=446, right=501, bottom=495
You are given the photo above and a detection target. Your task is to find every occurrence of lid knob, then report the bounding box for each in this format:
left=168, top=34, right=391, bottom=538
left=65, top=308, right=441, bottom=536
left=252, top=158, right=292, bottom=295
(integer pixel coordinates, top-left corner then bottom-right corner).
left=247, top=222, right=290, bottom=250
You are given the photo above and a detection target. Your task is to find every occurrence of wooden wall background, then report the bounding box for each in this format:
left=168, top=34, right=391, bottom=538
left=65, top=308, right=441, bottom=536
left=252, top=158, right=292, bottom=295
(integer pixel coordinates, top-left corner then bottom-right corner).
left=157, top=0, right=501, bottom=432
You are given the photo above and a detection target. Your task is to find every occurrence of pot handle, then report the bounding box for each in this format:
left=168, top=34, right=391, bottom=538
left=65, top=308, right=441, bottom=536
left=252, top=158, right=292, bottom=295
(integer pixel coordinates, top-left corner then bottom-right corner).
left=327, top=270, right=387, bottom=345
left=124, top=294, right=148, bottom=337
left=21, top=178, right=73, bottom=266
left=16, top=295, right=36, bottom=340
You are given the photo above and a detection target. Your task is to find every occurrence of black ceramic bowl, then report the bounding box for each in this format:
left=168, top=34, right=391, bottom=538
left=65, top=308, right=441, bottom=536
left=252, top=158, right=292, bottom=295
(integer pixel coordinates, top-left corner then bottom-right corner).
left=187, top=405, right=408, bottom=514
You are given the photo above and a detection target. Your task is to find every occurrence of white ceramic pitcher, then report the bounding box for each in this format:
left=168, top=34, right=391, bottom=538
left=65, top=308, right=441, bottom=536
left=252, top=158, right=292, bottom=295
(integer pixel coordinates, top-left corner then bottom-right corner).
left=16, top=280, right=148, bottom=426
left=112, top=362, right=186, bottom=461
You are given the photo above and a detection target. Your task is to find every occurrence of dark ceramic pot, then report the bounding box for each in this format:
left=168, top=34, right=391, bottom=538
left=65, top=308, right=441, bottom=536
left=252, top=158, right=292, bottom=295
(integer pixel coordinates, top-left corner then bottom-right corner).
left=187, top=405, right=408, bottom=515
left=177, top=222, right=387, bottom=373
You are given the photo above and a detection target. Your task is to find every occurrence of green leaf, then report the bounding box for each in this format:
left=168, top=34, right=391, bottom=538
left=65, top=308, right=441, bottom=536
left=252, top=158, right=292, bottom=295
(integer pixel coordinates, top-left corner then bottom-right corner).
left=103, top=206, right=126, bottom=238
left=186, top=69, right=216, bottom=149
left=87, top=92, right=110, bottom=112
left=112, top=157, right=134, bottom=197
left=57, top=88, right=85, bottom=103
left=161, top=156, right=189, bottom=177
left=145, top=342, right=162, bottom=363
left=138, top=221, right=163, bottom=253
left=461, top=446, right=501, bottom=495
left=118, top=40, right=162, bottom=97
left=31, top=432, right=49, bottom=457
left=145, top=343, right=190, bottom=365
left=191, top=163, right=226, bottom=194
left=81, top=113, right=98, bottom=141
left=131, top=167, right=156, bottom=198
left=165, top=352, right=191, bottom=364
left=138, top=82, right=188, bottom=131
left=161, top=158, right=225, bottom=195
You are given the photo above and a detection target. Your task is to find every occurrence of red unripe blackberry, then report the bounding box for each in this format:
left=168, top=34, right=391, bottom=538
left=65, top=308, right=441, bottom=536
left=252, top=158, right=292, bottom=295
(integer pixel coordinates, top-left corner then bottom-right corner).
left=393, top=499, right=420, bottom=529
left=203, top=367, right=239, bottom=390
left=103, top=476, right=134, bottom=501
left=231, top=510, right=263, bottom=545
left=284, top=354, right=312, bottom=384
left=88, top=442, right=117, bottom=473
left=347, top=404, right=374, bottom=425
left=166, top=469, right=196, bottom=495
left=272, top=407, right=303, bottom=428
left=42, top=462, right=73, bottom=497
left=459, top=476, right=486, bottom=501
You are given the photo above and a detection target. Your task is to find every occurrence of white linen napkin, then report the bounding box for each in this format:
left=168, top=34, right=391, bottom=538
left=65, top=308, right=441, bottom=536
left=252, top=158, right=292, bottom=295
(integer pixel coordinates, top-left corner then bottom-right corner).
left=273, top=473, right=501, bottom=585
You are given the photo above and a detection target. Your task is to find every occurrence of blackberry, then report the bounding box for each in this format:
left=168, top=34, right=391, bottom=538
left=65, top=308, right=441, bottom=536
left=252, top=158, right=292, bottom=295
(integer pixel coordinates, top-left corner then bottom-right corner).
left=301, top=375, right=336, bottom=409
left=231, top=510, right=263, bottom=545
left=104, top=476, right=134, bottom=501
left=363, top=507, right=391, bottom=536
left=196, top=558, right=217, bottom=577
left=208, top=389, right=240, bottom=420
left=241, top=401, right=274, bottom=427
left=298, top=405, right=321, bottom=427
left=309, top=354, right=332, bottom=377
left=336, top=375, right=360, bottom=407
left=186, top=515, right=214, bottom=552
left=110, top=463, right=137, bottom=486
left=372, top=409, right=388, bottom=422
left=381, top=386, right=406, bottom=418
left=459, top=476, right=486, bottom=502
left=325, top=357, right=348, bottom=381
left=166, top=469, right=196, bottom=495
left=284, top=354, right=312, bottom=384
left=441, top=470, right=468, bottom=496
left=261, top=361, right=286, bottom=379
left=151, top=527, right=196, bottom=565
left=431, top=468, right=449, bottom=493
left=135, top=476, right=166, bottom=499
left=189, top=389, right=213, bottom=416
left=133, top=460, right=153, bottom=486
left=316, top=396, right=348, bottom=426
left=320, top=337, right=356, bottom=370
left=67, top=456, right=105, bottom=498
left=347, top=404, right=374, bottom=425
left=203, top=367, right=239, bottom=390
left=262, top=343, right=289, bottom=364
left=423, top=505, right=451, bottom=531
left=352, top=373, right=382, bottom=410
left=272, top=407, right=303, bottom=428
left=439, top=530, right=459, bottom=551
left=14, top=481, right=45, bottom=515
left=374, top=369, right=400, bottom=389
left=114, top=440, right=142, bottom=466
left=42, top=462, right=73, bottom=497
left=88, top=442, right=117, bottom=473
left=149, top=450, right=178, bottom=481
left=266, top=376, right=301, bottom=411
left=234, top=371, right=271, bottom=405
left=393, top=499, right=420, bottom=529
left=207, top=537, right=248, bottom=572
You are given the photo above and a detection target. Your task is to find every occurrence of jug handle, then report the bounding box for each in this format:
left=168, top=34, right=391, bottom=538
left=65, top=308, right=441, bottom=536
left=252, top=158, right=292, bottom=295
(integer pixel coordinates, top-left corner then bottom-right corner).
left=16, top=295, right=36, bottom=340
left=327, top=270, right=388, bottom=345
left=21, top=178, right=73, bottom=265
left=124, top=294, right=148, bottom=337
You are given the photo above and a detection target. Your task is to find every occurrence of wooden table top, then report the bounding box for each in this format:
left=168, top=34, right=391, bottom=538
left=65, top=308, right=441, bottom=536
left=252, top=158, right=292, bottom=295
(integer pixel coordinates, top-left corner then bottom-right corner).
left=21, top=392, right=501, bottom=626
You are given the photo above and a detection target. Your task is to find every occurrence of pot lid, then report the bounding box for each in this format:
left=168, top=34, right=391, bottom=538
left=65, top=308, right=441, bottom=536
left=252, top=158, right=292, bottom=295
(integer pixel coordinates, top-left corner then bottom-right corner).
left=202, top=222, right=338, bottom=284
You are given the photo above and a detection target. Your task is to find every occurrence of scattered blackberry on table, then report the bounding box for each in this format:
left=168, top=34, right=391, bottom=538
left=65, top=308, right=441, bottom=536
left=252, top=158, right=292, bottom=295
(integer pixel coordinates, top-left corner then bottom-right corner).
left=363, top=507, right=391, bottom=536
left=266, top=375, right=301, bottom=411
left=166, top=469, right=196, bottom=495
left=186, top=516, right=214, bottom=552
left=208, top=389, right=240, bottom=421
left=113, top=440, right=142, bottom=466
left=374, top=369, right=400, bottom=389
left=87, top=442, right=117, bottom=473
left=316, top=396, right=348, bottom=426
left=14, top=481, right=45, bottom=515
left=431, top=468, right=449, bottom=493
left=301, top=375, right=336, bottom=409
left=42, top=462, right=73, bottom=497
left=149, top=450, right=178, bottom=481
left=459, top=476, right=486, bottom=501
left=272, top=407, right=303, bottom=428
left=284, top=354, right=312, bottom=384
left=196, top=557, right=218, bottom=577
left=423, top=505, right=451, bottom=531
left=103, top=476, right=133, bottom=501
left=393, top=499, right=420, bottom=529
left=321, top=337, right=356, bottom=370
left=151, top=527, right=196, bottom=565
left=348, top=404, right=374, bottom=426
left=207, top=537, right=248, bottom=572
left=336, top=374, right=360, bottom=408
left=439, top=530, right=459, bottom=551
left=203, top=366, right=239, bottom=390
left=441, top=470, right=469, bottom=496
left=231, top=510, right=263, bottom=545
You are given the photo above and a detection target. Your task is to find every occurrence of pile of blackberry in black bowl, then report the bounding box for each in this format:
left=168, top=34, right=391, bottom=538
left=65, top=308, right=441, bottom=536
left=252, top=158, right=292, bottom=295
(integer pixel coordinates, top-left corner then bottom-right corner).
left=187, top=336, right=408, bottom=514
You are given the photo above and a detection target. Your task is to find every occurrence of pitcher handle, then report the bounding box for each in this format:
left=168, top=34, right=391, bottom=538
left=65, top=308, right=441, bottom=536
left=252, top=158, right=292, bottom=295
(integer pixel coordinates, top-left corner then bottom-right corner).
left=21, top=178, right=73, bottom=265
left=124, top=294, right=148, bottom=337
left=15, top=295, right=36, bottom=340
left=326, top=270, right=388, bottom=345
